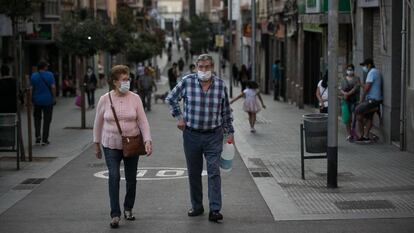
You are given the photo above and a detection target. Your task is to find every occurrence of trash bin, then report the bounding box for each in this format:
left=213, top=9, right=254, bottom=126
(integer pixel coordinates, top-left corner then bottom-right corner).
left=0, top=113, right=17, bottom=148
left=302, top=113, right=328, bottom=153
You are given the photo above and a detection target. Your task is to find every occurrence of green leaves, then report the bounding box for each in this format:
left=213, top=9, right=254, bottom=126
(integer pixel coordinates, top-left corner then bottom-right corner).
left=180, top=15, right=213, bottom=53
left=57, top=18, right=105, bottom=57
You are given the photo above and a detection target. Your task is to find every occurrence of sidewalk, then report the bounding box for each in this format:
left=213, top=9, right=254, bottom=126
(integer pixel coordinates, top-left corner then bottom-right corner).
left=230, top=84, right=414, bottom=221
left=0, top=54, right=168, bottom=215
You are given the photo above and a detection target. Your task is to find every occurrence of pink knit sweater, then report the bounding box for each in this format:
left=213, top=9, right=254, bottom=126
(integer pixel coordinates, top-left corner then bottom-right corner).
left=93, top=91, right=151, bottom=150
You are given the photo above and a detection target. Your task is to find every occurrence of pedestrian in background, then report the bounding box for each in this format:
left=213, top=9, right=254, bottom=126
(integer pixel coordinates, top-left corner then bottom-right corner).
left=316, top=71, right=328, bottom=113
left=166, top=54, right=234, bottom=223
left=178, top=57, right=185, bottom=74
left=138, top=66, right=157, bottom=111
left=355, top=58, right=383, bottom=143
left=340, top=64, right=360, bottom=141
left=93, top=65, right=152, bottom=228
left=84, top=66, right=97, bottom=109
left=239, top=64, right=250, bottom=91
left=232, top=63, right=239, bottom=87
left=29, top=61, right=56, bottom=146
left=272, top=60, right=281, bottom=100
left=230, top=81, right=266, bottom=133
left=98, top=61, right=105, bottom=88
left=168, top=62, right=178, bottom=90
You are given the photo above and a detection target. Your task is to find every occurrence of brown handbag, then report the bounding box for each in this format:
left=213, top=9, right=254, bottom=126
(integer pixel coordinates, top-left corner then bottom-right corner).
left=108, top=93, right=146, bottom=157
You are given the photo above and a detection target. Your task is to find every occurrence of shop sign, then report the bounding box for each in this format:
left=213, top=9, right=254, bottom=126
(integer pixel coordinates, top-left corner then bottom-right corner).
left=303, top=23, right=323, bottom=33
left=358, top=0, right=379, bottom=8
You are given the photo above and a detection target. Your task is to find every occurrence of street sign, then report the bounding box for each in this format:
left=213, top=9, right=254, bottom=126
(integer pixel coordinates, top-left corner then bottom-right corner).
left=215, top=35, right=224, bottom=48
left=94, top=167, right=208, bottom=181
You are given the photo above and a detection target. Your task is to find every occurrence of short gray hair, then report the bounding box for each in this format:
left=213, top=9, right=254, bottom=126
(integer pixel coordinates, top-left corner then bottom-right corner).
left=196, top=54, right=214, bottom=65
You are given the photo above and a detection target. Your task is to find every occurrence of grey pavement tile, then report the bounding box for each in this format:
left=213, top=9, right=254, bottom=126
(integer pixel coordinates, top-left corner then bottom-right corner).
left=232, top=88, right=414, bottom=220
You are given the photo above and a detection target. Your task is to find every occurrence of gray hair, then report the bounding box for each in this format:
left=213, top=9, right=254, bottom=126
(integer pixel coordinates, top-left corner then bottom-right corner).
left=196, top=54, right=214, bottom=65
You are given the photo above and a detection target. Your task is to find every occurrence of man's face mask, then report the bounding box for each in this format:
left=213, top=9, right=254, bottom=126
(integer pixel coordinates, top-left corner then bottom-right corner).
left=197, top=70, right=212, bottom=81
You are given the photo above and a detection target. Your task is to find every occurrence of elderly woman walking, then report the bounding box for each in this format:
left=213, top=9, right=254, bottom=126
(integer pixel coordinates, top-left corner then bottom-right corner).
left=93, top=65, right=152, bottom=228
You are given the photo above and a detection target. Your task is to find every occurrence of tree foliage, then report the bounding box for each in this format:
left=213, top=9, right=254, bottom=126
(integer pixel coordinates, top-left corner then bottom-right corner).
left=57, top=18, right=105, bottom=57
left=180, top=15, right=212, bottom=53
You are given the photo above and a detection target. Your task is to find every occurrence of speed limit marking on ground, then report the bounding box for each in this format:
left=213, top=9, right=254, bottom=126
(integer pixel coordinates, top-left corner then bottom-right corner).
left=94, top=167, right=208, bottom=181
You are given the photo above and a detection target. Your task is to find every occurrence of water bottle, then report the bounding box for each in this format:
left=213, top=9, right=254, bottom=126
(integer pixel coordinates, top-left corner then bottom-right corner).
left=220, top=140, right=235, bottom=172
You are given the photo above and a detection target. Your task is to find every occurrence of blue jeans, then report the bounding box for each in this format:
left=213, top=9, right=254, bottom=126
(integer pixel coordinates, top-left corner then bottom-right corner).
left=103, top=147, right=139, bottom=218
left=183, top=127, right=224, bottom=212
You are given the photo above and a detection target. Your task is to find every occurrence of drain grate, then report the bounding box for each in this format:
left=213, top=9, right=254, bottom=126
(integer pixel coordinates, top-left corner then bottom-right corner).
left=251, top=171, right=273, bottom=177
left=334, top=200, right=395, bottom=210
left=20, top=178, right=46, bottom=184
left=12, top=178, right=46, bottom=190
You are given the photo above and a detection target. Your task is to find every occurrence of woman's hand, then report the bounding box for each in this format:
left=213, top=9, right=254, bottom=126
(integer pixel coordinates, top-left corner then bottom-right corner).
left=145, top=141, right=152, bottom=156
left=94, top=143, right=102, bottom=159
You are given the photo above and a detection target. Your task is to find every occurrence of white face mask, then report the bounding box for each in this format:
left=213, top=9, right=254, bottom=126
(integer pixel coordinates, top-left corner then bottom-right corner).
left=346, top=70, right=354, bottom=76
left=118, top=81, right=130, bottom=93
left=362, top=66, right=368, bottom=73
left=197, top=70, right=212, bottom=81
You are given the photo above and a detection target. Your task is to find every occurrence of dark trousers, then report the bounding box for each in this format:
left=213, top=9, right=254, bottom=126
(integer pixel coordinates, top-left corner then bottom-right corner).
left=169, top=81, right=177, bottom=91
left=86, top=90, right=95, bottom=107
left=183, top=127, right=224, bottom=212
left=139, top=89, right=152, bottom=111
left=103, top=147, right=139, bottom=218
left=33, top=105, right=53, bottom=142
left=273, top=80, right=280, bottom=100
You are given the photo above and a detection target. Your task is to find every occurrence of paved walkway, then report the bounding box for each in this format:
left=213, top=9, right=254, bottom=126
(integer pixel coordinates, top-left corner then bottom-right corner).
left=1, top=48, right=414, bottom=232
left=230, top=82, right=414, bottom=221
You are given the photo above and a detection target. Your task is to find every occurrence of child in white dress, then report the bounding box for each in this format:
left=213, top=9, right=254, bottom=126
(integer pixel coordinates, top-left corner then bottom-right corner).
left=230, top=81, right=266, bottom=132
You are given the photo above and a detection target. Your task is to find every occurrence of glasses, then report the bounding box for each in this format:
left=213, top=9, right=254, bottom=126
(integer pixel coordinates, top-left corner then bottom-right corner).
left=197, top=65, right=212, bottom=70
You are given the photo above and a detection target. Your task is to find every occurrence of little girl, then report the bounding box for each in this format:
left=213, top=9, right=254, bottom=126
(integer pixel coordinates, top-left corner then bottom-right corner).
left=230, top=81, right=266, bottom=133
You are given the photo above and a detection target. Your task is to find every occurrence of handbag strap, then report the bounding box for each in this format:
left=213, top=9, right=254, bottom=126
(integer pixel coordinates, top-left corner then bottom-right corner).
left=108, top=92, right=123, bottom=136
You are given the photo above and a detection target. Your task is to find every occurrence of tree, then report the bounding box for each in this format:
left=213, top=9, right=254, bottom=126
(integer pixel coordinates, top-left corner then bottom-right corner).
left=180, top=15, right=213, bottom=53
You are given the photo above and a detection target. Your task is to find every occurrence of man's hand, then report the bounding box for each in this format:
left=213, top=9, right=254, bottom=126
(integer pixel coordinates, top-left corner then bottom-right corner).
left=226, top=134, right=235, bottom=144
left=177, top=119, right=186, bottom=131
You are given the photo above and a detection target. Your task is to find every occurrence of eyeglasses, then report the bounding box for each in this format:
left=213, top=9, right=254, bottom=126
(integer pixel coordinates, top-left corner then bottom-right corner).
left=197, top=65, right=212, bottom=69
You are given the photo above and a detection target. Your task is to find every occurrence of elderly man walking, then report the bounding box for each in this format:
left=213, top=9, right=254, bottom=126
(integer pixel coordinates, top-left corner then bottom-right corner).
left=166, top=54, right=234, bottom=222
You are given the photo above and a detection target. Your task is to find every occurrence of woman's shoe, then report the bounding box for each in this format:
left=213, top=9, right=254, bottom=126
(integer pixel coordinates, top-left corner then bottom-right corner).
left=110, top=217, right=120, bottom=228
left=124, top=210, right=136, bottom=221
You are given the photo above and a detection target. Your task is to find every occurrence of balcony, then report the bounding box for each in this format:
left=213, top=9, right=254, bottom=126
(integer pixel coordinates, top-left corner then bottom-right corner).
left=44, top=0, right=60, bottom=19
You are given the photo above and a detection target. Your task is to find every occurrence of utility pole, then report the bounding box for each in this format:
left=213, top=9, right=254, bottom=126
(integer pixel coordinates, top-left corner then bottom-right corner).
left=229, top=0, right=233, bottom=97
left=327, top=0, right=339, bottom=188
left=189, top=0, right=196, bottom=19
left=251, top=0, right=256, bottom=81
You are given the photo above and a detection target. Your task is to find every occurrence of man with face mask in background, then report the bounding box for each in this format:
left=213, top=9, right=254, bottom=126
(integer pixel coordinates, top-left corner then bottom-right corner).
left=355, top=58, right=383, bottom=143
left=166, top=54, right=234, bottom=223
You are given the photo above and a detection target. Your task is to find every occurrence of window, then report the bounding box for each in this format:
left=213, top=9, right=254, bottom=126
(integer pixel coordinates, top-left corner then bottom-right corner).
left=44, top=0, right=60, bottom=18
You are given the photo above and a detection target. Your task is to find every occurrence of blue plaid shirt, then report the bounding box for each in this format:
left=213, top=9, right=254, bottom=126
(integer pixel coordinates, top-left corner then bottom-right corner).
left=166, top=74, right=234, bottom=134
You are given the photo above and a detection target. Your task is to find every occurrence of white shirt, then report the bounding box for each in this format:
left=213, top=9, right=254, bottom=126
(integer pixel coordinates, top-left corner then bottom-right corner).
left=317, top=80, right=328, bottom=107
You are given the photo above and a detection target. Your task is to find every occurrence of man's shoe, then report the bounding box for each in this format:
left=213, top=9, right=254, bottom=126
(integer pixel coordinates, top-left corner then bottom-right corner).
left=208, top=211, right=223, bottom=222
left=110, top=217, right=120, bottom=228
left=35, top=138, right=41, bottom=145
left=124, top=210, right=135, bottom=221
left=188, top=207, right=204, bottom=217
